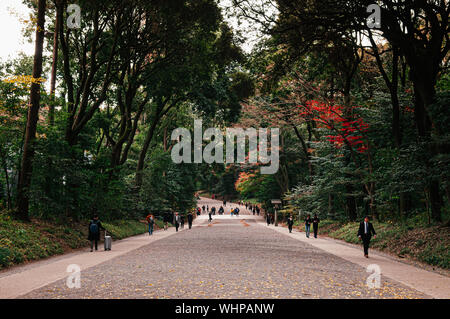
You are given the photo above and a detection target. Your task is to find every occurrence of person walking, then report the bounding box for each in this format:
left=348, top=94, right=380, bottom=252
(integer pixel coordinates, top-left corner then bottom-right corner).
left=202, top=205, right=206, bottom=214
left=208, top=209, right=212, bottom=222
left=163, top=213, right=169, bottom=231
left=218, top=206, right=224, bottom=215
left=312, top=214, right=320, bottom=238
left=180, top=214, right=185, bottom=229
left=358, top=216, right=377, bottom=258
left=146, top=213, right=155, bottom=235
left=266, top=213, right=271, bottom=226
left=304, top=214, right=312, bottom=238
left=175, top=212, right=181, bottom=232
left=88, top=215, right=105, bottom=252
left=187, top=212, right=193, bottom=229
left=287, top=215, right=294, bottom=233
left=211, top=206, right=216, bottom=215
left=223, top=200, right=226, bottom=207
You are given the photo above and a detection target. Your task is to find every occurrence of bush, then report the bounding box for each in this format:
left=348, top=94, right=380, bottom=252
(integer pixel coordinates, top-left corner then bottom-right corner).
left=0, top=247, right=11, bottom=267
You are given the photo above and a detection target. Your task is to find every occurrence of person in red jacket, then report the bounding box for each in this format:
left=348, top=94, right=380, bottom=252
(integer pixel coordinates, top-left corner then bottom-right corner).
left=146, top=214, right=155, bottom=236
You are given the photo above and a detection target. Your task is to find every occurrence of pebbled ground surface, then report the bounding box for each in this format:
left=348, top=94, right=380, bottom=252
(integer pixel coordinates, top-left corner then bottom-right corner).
left=21, top=200, right=428, bottom=299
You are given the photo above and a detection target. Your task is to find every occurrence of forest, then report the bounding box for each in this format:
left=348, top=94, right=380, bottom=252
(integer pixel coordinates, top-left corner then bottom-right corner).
left=0, top=1, right=449, bottom=268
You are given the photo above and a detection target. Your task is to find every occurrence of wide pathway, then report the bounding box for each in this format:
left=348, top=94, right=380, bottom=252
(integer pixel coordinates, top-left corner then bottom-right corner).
left=1, top=198, right=448, bottom=299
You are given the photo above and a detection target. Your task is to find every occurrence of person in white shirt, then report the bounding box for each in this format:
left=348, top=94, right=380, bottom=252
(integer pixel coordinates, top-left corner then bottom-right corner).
left=357, top=216, right=377, bottom=258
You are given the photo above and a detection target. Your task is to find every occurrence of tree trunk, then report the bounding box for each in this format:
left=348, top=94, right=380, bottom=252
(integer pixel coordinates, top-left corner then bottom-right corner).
left=135, top=98, right=177, bottom=187
left=328, top=193, right=335, bottom=220
left=412, top=78, right=442, bottom=222
left=3, top=163, right=12, bottom=210
left=343, top=77, right=358, bottom=222
left=135, top=107, right=163, bottom=187
left=16, top=0, right=47, bottom=221
left=345, top=184, right=357, bottom=221
left=48, top=0, right=62, bottom=126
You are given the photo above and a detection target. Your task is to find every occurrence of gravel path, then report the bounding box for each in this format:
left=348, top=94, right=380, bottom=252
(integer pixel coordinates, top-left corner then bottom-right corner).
left=20, top=199, right=428, bottom=299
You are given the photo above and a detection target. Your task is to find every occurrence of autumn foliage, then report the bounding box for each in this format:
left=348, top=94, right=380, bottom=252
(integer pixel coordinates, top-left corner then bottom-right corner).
left=298, top=100, right=370, bottom=153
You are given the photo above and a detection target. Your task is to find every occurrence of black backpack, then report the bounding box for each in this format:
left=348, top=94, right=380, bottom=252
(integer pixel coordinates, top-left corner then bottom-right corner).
left=89, top=221, right=99, bottom=234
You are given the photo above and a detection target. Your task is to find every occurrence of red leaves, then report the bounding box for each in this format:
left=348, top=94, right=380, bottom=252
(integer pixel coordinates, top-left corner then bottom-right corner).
left=298, top=100, right=370, bottom=154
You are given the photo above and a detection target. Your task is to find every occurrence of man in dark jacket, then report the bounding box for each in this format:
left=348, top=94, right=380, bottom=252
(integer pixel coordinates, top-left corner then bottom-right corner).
left=175, top=212, right=181, bottom=232
left=88, top=215, right=105, bottom=252
left=266, top=213, right=271, bottom=226
left=358, top=216, right=377, bottom=258
left=287, top=215, right=294, bottom=233
left=312, top=214, right=320, bottom=238
left=187, top=212, right=193, bottom=229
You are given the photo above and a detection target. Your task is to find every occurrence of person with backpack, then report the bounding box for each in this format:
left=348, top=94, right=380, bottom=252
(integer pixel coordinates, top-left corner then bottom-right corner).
left=304, top=214, right=312, bottom=238
left=88, top=215, right=105, bottom=252
left=187, top=212, right=193, bottom=229
left=312, top=214, right=320, bottom=238
left=287, top=215, right=294, bottom=233
left=235, top=207, right=240, bottom=216
left=146, top=213, right=155, bottom=235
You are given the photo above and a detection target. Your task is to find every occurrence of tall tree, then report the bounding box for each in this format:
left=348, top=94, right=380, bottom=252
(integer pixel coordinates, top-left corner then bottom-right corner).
left=48, top=0, right=62, bottom=126
left=16, top=0, right=47, bottom=220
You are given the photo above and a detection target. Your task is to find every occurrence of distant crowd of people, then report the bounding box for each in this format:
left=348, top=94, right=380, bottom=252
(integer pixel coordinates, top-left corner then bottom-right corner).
left=88, top=196, right=376, bottom=257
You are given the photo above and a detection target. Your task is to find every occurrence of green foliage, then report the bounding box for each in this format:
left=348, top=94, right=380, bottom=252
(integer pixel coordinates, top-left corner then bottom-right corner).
left=101, top=220, right=147, bottom=240
left=0, top=211, right=150, bottom=269
left=318, top=219, right=450, bottom=269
